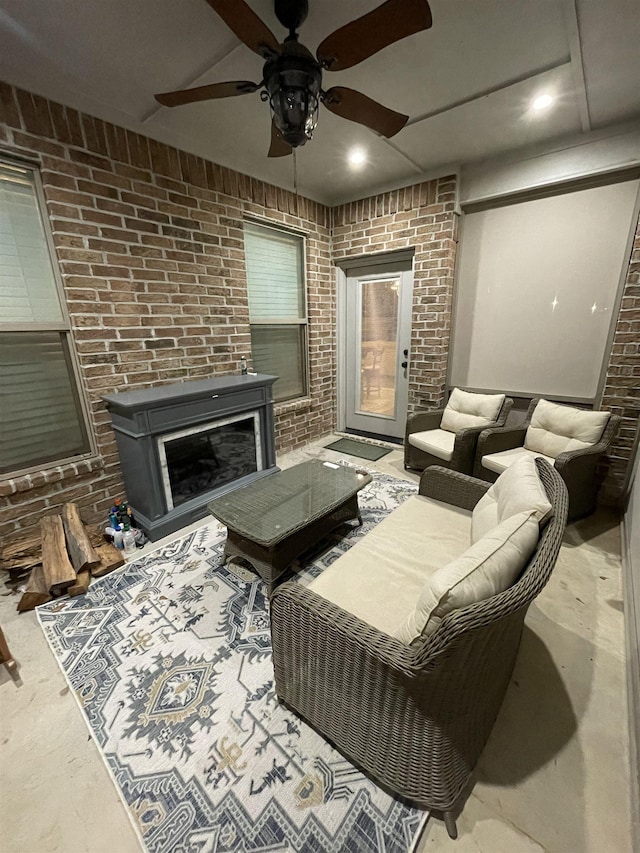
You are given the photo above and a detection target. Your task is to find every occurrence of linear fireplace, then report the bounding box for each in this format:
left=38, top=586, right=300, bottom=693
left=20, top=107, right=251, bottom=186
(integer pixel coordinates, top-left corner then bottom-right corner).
left=103, top=374, right=278, bottom=540
left=158, top=412, right=262, bottom=510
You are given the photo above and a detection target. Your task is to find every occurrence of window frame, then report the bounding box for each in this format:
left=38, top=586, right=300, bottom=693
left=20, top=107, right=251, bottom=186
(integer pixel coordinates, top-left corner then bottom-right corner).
left=243, top=217, right=309, bottom=403
left=0, top=155, right=95, bottom=478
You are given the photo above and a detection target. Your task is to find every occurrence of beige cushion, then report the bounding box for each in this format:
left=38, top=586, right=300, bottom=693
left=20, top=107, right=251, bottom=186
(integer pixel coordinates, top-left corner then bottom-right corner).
left=481, top=446, right=555, bottom=475
left=395, top=510, right=539, bottom=643
left=309, top=494, right=472, bottom=636
left=408, top=428, right=455, bottom=461
left=472, top=454, right=553, bottom=543
left=524, top=399, right=610, bottom=458
left=440, top=388, right=505, bottom=434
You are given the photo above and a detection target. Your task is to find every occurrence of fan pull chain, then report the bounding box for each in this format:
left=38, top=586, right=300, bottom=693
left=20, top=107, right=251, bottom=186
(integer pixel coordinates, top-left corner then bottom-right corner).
left=293, top=148, right=299, bottom=217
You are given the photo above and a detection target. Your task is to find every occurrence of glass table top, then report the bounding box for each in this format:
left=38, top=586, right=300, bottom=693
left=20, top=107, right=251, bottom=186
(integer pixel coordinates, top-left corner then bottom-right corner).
left=207, top=459, right=372, bottom=546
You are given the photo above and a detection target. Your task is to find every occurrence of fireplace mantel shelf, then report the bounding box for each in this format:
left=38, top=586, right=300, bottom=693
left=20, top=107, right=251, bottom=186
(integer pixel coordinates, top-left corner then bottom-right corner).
left=103, top=373, right=277, bottom=414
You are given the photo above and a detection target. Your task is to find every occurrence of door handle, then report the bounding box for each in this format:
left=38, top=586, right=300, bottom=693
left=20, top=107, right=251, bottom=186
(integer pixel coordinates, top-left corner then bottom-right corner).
left=401, top=361, right=408, bottom=369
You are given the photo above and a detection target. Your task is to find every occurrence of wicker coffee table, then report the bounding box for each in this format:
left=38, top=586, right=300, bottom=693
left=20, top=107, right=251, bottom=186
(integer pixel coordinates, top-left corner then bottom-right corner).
left=207, top=459, right=372, bottom=590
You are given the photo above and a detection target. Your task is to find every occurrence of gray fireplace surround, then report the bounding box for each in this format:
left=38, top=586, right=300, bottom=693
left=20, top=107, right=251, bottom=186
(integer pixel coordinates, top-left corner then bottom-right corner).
left=103, top=374, right=278, bottom=541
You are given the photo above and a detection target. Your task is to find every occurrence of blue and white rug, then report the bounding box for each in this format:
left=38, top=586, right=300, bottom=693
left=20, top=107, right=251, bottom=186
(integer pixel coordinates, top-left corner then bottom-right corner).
left=38, top=471, right=424, bottom=853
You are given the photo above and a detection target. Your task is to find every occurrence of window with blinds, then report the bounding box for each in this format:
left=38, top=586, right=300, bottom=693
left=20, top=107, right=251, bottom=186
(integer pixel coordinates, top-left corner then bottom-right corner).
left=244, top=221, right=307, bottom=402
left=0, top=160, right=91, bottom=476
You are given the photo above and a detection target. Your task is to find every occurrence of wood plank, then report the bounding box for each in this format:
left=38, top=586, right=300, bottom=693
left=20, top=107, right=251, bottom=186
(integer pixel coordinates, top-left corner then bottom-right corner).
left=68, top=569, right=91, bottom=597
left=17, top=565, right=52, bottom=612
left=0, top=528, right=41, bottom=561
left=40, top=515, right=76, bottom=595
left=88, top=525, right=105, bottom=546
left=0, top=626, right=17, bottom=673
left=91, top=542, right=125, bottom=578
left=62, top=503, right=101, bottom=574
left=0, top=529, right=41, bottom=574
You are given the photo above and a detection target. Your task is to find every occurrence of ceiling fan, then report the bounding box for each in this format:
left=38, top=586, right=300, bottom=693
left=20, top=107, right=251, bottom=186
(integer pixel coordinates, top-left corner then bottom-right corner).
left=155, top=0, right=433, bottom=157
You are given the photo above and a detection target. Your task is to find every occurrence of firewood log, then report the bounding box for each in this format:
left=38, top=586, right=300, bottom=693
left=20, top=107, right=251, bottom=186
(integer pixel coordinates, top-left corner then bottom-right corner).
left=0, top=529, right=41, bottom=574
left=61, top=503, right=101, bottom=574
left=8, top=563, right=35, bottom=583
left=68, top=569, right=91, bottom=597
left=91, top=542, right=125, bottom=577
left=40, top=515, right=76, bottom=595
left=17, top=565, right=52, bottom=612
left=1, top=523, right=102, bottom=578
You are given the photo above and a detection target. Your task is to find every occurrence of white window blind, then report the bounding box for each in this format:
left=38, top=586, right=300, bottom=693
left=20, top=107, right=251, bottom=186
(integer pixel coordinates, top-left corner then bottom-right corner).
left=0, top=334, right=88, bottom=472
left=244, top=224, right=304, bottom=320
left=0, top=161, right=90, bottom=476
left=250, top=325, right=306, bottom=402
left=0, top=170, right=63, bottom=324
left=244, top=222, right=307, bottom=401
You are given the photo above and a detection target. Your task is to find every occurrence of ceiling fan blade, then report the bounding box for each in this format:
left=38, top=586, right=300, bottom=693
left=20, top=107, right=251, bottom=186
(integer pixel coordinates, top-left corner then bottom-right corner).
left=316, top=0, right=432, bottom=72
left=205, top=0, right=280, bottom=58
left=323, top=87, right=408, bottom=137
left=155, top=80, right=259, bottom=108
left=268, top=121, right=293, bottom=157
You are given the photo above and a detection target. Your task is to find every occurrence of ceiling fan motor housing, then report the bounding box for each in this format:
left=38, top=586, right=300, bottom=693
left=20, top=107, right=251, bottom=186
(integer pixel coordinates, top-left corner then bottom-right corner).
left=274, top=0, right=309, bottom=33
left=264, top=40, right=322, bottom=147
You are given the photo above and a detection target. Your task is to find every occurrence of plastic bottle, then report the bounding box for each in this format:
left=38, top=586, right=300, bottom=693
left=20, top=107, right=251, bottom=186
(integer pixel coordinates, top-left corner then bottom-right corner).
left=240, top=355, right=248, bottom=375
left=122, top=528, right=136, bottom=557
left=112, top=524, right=124, bottom=549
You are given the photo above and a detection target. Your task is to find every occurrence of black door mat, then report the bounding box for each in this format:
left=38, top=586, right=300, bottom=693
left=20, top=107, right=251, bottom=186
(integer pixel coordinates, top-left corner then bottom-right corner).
left=324, top=438, right=392, bottom=461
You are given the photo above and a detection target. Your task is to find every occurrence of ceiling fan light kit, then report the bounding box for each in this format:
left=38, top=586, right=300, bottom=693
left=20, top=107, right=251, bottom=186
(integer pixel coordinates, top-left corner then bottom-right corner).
left=263, top=38, right=322, bottom=148
left=155, top=0, right=433, bottom=157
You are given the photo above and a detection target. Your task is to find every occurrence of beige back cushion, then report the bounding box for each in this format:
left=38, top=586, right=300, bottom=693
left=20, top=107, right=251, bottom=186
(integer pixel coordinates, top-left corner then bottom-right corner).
left=395, top=510, right=539, bottom=643
left=472, top=454, right=552, bottom=543
left=440, top=388, right=505, bottom=434
left=524, top=399, right=610, bottom=458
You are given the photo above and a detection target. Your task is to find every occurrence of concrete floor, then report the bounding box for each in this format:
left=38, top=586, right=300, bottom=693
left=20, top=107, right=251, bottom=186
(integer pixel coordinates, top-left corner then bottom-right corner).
left=0, top=435, right=632, bottom=852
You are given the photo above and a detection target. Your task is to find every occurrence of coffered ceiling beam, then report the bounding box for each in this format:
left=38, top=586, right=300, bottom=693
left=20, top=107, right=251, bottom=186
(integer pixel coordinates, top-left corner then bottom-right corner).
left=562, top=0, right=591, bottom=132
left=405, top=57, right=572, bottom=128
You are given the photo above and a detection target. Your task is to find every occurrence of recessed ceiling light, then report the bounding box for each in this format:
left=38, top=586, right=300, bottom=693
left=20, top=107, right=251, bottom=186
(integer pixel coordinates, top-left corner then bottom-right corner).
left=532, top=93, right=554, bottom=111
left=348, top=147, right=367, bottom=167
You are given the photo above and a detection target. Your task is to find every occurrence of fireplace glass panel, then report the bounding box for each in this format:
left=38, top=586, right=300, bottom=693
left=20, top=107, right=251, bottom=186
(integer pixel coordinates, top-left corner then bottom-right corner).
left=160, top=414, right=260, bottom=509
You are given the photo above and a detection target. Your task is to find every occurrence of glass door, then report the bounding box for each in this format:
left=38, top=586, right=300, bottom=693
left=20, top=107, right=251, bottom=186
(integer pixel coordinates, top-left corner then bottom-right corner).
left=344, top=267, right=413, bottom=440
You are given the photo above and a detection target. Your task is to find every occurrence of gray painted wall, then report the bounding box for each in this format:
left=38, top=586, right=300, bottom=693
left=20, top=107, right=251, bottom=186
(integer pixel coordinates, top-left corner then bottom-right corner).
left=623, top=447, right=640, bottom=846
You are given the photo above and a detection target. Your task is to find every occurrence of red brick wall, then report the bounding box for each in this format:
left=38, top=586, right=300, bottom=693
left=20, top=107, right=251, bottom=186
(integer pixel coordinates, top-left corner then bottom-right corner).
left=601, top=209, right=640, bottom=502
left=0, top=83, right=333, bottom=539
left=1, top=80, right=635, bottom=544
left=332, top=178, right=459, bottom=411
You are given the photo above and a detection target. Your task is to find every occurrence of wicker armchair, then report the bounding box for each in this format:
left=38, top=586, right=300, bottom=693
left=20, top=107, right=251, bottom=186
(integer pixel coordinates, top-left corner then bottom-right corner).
left=270, top=460, right=568, bottom=839
left=404, top=393, right=513, bottom=474
left=474, top=398, right=620, bottom=522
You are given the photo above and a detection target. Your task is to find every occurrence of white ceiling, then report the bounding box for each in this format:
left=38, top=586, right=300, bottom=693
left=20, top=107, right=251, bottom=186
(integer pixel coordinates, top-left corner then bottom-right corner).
left=0, top=0, right=638, bottom=205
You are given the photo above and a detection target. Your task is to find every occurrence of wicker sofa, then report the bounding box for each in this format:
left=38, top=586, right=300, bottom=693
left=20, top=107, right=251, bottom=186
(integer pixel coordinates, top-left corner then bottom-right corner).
left=270, top=458, right=568, bottom=839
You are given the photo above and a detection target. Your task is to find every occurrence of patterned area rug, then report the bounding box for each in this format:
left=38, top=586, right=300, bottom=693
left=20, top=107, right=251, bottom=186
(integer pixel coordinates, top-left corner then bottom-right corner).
left=38, top=471, right=424, bottom=853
